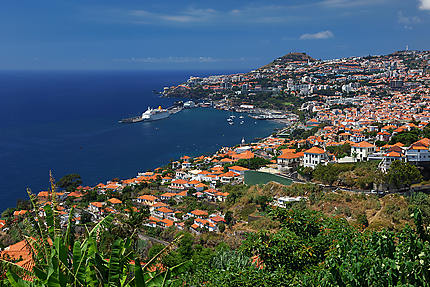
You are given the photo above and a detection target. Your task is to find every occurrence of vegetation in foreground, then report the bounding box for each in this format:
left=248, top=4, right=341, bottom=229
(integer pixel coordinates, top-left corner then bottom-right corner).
left=2, top=189, right=430, bottom=286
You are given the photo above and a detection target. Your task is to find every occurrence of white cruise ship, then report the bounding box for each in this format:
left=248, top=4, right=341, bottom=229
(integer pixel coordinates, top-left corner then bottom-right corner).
left=119, top=106, right=170, bottom=123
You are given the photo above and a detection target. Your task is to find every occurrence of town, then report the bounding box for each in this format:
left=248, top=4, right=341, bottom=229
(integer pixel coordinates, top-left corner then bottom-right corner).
left=2, top=49, right=430, bottom=283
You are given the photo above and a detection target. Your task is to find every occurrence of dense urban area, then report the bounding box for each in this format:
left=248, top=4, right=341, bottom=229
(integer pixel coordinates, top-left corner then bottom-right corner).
left=2, top=50, right=430, bottom=286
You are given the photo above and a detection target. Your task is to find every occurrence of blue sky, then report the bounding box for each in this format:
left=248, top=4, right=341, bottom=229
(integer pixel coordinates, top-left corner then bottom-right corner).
left=2, top=0, right=430, bottom=70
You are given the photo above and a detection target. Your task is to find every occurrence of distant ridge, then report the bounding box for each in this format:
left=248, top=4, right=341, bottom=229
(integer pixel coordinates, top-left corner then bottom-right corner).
left=260, top=52, right=315, bottom=69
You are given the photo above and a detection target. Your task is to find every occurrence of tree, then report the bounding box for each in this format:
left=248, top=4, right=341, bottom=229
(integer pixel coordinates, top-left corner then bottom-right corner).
left=218, top=223, right=226, bottom=233
left=80, top=210, right=92, bottom=224
left=385, top=160, right=423, bottom=189
left=326, top=144, right=351, bottom=159
left=356, top=213, right=369, bottom=228
left=255, top=195, right=270, bottom=212
left=57, top=173, right=82, bottom=192
left=389, top=129, right=420, bottom=146
left=224, top=211, right=234, bottom=226
left=236, top=157, right=271, bottom=170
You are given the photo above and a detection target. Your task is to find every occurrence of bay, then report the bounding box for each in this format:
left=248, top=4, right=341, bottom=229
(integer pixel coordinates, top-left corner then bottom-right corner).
left=0, top=70, right=282, bottom=212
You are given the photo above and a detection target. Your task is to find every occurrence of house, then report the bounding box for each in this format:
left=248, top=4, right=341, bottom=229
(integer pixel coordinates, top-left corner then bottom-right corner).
left=152, top=206, right=175, bottom=220
left=147, top=216, right=161, bottom=228
left=107, top=198, right=122, bottom=205
left=1, top=240, right=36, bottom=274
left=0, top=220, right=5, bottom=230
left=160, top=192, right=176, bottom=201
left=188, top=209, right=208, bottom=219
left=277, top=150, right=302, bottom=171
left=175, top=170, right=189, bottom=179
left=175, top=221, right=185, bottom=230
left=161, top=176, right=172, bottom=185
left=377, top=131, right=391, bottom=142
left=150, top=202, right=168, bottom=212
left=194, top=218, right=217, bottom=232
left=89, top=202, right=104, bottom=215
left=194, top=183, right=208, bottom=192
left=67, top=191, right=84, bottom=201
left=219, top=171, right=240, bottom=184
left=182, top=161, right=192, bottom=169
left=169, top=179, right=189, bottom=190
left=303, top=146, right=329, bottom=169
left=379, top=151, right=405, bottom=172
left=351, top=141, right=376, bottom=161
left=37, top=191, right=50, bottom=202
left=208, top=215, right=226, bottom=226
left=136, top=194, right=159, bottom=206
left=228, top=166, right=249, bottom=175
left=406, top=138, right=430, bottom=163
left=159, top=218, right=174, bottom=228
left=13, top=210, right=28, bottom=217
left=274, top=196, right=306, bottom=208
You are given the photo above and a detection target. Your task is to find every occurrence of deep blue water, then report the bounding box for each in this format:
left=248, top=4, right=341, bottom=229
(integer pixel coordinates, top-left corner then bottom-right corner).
left=0, top=70, right=282, bottom=212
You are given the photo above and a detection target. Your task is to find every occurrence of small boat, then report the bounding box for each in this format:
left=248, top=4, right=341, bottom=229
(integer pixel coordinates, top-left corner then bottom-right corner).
left=227, top=118, right=233, bottom=122
left=240, top=121, right=244, bottom=125
left=229, top=122, right=234, bottom=125
left=239, top=116, right=244, bottom=119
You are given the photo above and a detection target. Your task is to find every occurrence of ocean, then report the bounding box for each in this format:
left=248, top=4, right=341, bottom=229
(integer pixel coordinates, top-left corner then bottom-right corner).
left=0, top=70, right=282, bottom=212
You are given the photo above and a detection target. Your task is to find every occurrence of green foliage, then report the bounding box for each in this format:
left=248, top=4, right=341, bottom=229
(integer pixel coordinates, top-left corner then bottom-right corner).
left=312, top=163, right=354, bottom=185
left=326, top=144, right=351, bottom=159
left=57, top=174, right=82, bottom=192
left=290, top=127, right=319, bottom=140
left=375, top=140, right=387, bottom=147
left=385, top=160, right=423, bottom=188
left=2, top=199, right=187, bottom=286
left=225, top=184, right=249, bottom=206
left=255, top=195, right=270, bottom=212
left=389, top=129, right=421, bottom=146
left=356, top=212, right=369, bottom=228
left=314, top=215, right=430, bottom=286
left=185, top=206, right=430, bottom=287
left=312, top=161, right=383, bottom=189
left=235, top=157, right=272, bottom=170
left=408, top=192, right=430, bottom=225
left=224, top=211, right=234, bottom=226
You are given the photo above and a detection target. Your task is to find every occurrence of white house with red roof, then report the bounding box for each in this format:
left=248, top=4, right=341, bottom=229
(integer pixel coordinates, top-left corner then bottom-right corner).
left=379, top=151, right=405, bottom=172
left=228, top=166, right=249, bottom=175
left=277, top=150, right=303, bottom=171
left=405, top=138, right=430, bottom=163
left=136, top=194, right=159, bottom=206
left=169, top=179, right=189, bottom=190
left=303, top=146, right=329, bottom=168
left=351, top=141, right=376, bottom=162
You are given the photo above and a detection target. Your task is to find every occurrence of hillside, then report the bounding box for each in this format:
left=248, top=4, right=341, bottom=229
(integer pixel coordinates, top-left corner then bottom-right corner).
left=260, top=52, right=315, bottom=69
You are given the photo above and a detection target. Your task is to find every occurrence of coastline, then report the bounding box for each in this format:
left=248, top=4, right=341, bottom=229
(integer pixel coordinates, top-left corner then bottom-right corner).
left=0, top=106, right=283, bottom=213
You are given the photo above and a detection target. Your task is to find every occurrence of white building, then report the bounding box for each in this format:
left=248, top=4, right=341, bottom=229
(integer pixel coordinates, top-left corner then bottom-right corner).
left=351, top=141, right=376, bottom=162
left=379, top=151, right=405, bottom=172
left=303, top=146, right=329, bottom=169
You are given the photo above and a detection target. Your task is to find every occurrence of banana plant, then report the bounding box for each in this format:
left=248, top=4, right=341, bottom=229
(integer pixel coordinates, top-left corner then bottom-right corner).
left=3, top=202, right=188, bottom=286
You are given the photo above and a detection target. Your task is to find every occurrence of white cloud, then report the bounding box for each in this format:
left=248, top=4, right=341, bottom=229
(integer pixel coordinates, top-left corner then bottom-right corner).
left=397, top=11, right=421, bottom=29
left=125, top=5, right=308, bottom=26
left=129, top=8, right=216, bottom=23
left=320, top=0, right=386, bottom=8
left=419, top=0, right=430, bottom=10
left=300, top=30, right=334, bottom=40
left=113, top=56, right=249, bottom=64
left=398, top=11, right=421, bottom=24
